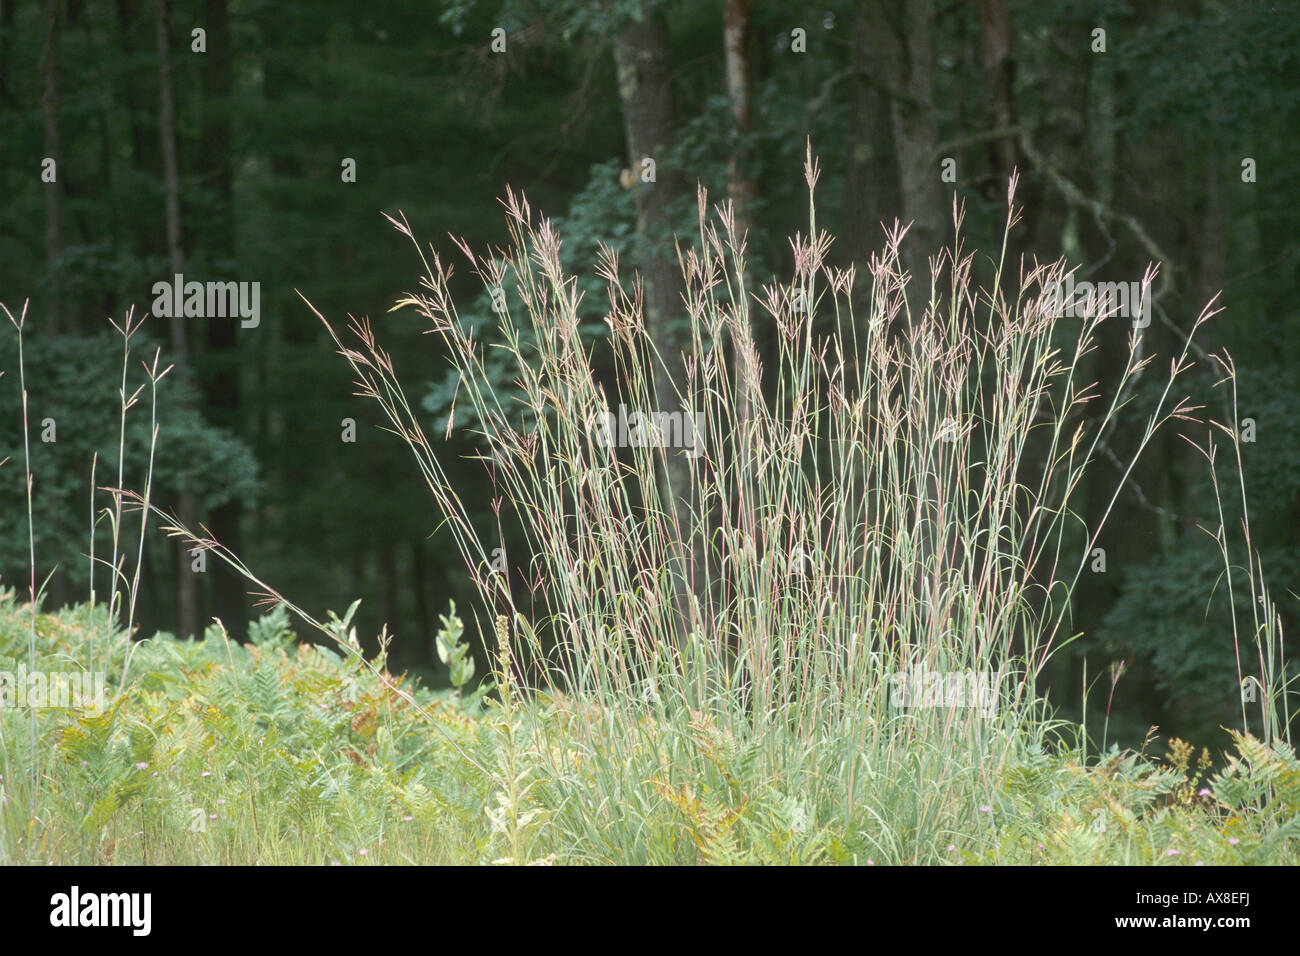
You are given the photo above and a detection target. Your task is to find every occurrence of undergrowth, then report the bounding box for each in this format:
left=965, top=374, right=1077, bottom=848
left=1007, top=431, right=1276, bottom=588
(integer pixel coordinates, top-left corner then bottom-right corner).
left=0, top=590, right=1295, bottom=864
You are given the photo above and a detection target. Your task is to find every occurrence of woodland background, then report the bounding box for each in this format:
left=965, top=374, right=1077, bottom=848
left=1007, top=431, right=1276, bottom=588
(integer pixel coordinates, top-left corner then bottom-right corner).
left=1, top=0, right=1297, bottom=751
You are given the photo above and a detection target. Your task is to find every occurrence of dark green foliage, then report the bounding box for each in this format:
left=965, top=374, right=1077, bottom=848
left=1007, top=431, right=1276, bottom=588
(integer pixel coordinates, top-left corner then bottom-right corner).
left=0, top=333, right=259, bottom=596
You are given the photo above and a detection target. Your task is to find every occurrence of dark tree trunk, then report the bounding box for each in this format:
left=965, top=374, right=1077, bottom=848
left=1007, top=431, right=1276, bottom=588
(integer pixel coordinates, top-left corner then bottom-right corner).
left=865, top=0, right=945, bottom=605
left=868, top=0, right=945, bottom=302
left=975, top=0, right=1019, bottom=189
left=154, top=0, right=200, bottom=637
left=974, top=0, right=1039, bottom=294
left=724, top=0, right=756, bottom=427
left=844, top=0, right=898, bottom=337
left=198, top=0, right=248, bottom=637
left=0, top=0, right=17, bottom=105
left=114, top=0, right=157, bottom=177
left=41, top=0, right=63, bottom=335
left=723, top=0, right=755, bottom=236
left=379, top=544, right=398, bottom=643
left=613, top=9, right=686, bottom=383
left=613, top=5, right=697, bottom=637
left=412, top=538, right=432, bottom=666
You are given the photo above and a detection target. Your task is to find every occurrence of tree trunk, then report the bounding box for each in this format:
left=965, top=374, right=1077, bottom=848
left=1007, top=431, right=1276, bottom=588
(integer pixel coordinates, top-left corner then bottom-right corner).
left=154, top=0, right=200, bottom=638
left=114, top=0, right=156, bottom=177
left=613, top=9, right=686, bottom=389
left=975, top=0, right=1019, bottom=189
left=723, top=0, right=755, bottom=238
left=723, top=0, right=755, bottom=429
left=974, top=0, right=1038, bottom=293
left=412, top=538, right=432, bottom=667
left=198, top=0, right=247, bottom=637
left=844, top=0, right=897, bottom=349
left=379, top=544, right=398, bottom=643
left=613, top=5, right=697, bottom=639
left=866, top=0, right=945, bottom=612
left=868, top=0, right=945, bottom=301
left=41, top=0, right=63, bottom=335
left=0, top=0, right=17, bottom=106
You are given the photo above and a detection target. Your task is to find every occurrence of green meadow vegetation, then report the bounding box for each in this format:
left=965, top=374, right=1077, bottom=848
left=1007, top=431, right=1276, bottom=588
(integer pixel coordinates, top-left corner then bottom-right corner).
left=1, top=168, right=1295, bottom=865
left=1, top=591, right=1296, bottom=865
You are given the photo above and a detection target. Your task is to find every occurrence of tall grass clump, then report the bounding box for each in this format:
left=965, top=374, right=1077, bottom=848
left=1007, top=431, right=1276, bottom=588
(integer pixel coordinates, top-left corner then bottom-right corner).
left=0, top=302, right=171, bottom=861
left=288, top=153, right=1282, bottom=863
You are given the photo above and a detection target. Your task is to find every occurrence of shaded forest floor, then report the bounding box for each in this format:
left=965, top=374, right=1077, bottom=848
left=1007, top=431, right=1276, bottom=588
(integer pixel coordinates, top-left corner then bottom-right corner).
left=2, top=592, right=1295, bottom=865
